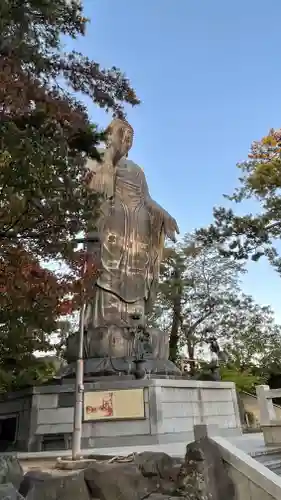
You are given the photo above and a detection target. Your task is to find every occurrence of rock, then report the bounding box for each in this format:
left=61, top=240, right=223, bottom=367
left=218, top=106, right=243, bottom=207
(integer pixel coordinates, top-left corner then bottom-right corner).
left=154, top=479, right=178, bottom=496
left=26, top=472, right=91, bottom=500
left=177, top=437, right=235, bottom=500
left=0, top=457, right=24, bottom=490
left=0, top=482, right=24, bottom=499
left=19, top=470, right=53, bottom=497
left=0, top=441, right=14, bottom=452
left=147, top=495, right=182, bottom=500
left=84, top=461, right=157, bottom=500
left=134, top=452, right=180, bottom=481
left=133, top=452, right=182, bottom=496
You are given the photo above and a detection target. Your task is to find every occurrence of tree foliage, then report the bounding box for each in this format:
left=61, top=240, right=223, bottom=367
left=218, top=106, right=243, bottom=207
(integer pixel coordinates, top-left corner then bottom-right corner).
left=151, top=234, right=243, bottom=366
left=220, top=367, right=264, bottom=393
left=223, top=297, right=281, bottom=374
left=196, top=127, right=281, bottom=273
left=151, top=234, right=281, bottom=378
left=0, top=0, right=139, bottom=390
left=0, top=0, right=139, bottom=252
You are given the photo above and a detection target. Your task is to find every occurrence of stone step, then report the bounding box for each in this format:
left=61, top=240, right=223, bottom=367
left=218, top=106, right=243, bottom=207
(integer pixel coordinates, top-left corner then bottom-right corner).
left=250, top=448, right=281, bottom=464
left=261, top=458, right=281, bottom=471
left=267, top=464, right=281, bottom=476
left=254, top=453, right=281, bottom=465
left=251, top=450, right=281, bottom=476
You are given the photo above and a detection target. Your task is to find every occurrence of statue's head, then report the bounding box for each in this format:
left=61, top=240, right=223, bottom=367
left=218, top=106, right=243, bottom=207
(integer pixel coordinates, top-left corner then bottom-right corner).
left=105, top=118, right=134, bottom=163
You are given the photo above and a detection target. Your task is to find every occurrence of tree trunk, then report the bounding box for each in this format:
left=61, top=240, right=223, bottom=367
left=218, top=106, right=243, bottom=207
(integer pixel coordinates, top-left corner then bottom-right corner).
left=187, top=336, right=196, bottom=375
left=169, top=268, right=182, bottom=363
left=169, top=296, right=181, bottom=362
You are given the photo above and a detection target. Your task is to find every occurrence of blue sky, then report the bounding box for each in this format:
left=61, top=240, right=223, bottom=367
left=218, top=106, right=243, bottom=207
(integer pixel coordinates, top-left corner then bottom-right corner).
left=67, top=0, right=281, bottom=318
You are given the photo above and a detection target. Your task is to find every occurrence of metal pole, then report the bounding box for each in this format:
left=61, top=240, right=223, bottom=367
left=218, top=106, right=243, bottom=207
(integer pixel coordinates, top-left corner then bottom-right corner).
left=71, top=233, right=100, bottom=460
left=72, top=301, right=86, bottom=460
left=72, top=241, right=88, bottom=460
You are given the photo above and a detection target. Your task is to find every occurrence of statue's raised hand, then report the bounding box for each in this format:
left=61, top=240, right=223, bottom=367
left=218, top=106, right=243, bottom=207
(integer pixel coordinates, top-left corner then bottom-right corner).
left=87, top=159, right=115, bottom=199
left=163, top=213, right=179, bottom=242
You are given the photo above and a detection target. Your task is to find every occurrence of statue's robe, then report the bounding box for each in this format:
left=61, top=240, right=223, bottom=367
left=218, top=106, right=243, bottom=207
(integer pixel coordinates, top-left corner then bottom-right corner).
left=85, top=155, right=166, bottom=334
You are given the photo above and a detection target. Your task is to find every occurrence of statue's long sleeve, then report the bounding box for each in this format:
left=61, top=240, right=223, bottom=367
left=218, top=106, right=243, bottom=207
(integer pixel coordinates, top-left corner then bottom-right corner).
left=135, top=165, right=167, bottom=311
left=139, top=166, right=173, bottom=226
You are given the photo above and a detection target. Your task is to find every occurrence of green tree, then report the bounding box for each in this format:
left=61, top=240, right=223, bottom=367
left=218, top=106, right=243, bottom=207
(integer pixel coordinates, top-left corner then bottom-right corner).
left=222, top=297, right=281, bottom=374
left=196, top=127, right=281, bottom=272
left=152, top=234, right=281, bottom=378
left=152, top=234, right=244, bottom=368
left=220, top=366, right=264, bottom=393
left=0, top=0, right=139, bottom=390
left=0, top=0, right=139, bottom=253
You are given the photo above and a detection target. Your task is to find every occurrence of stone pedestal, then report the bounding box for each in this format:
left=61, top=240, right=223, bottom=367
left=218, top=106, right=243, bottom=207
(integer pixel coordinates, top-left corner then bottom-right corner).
left=64, top=325, right=181, bottom=378
left=59, top=357, right=181, bottom=379
left=0, top=379, right=241, bottom=453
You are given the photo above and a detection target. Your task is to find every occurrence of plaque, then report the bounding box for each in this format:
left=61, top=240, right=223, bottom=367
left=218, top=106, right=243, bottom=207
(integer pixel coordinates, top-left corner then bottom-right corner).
left=83, top=388, right=145, bottom=421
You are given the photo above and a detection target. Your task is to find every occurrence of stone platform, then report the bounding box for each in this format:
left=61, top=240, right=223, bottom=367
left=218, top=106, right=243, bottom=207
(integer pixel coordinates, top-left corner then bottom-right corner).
left=0, top=379, right=241, bottom=453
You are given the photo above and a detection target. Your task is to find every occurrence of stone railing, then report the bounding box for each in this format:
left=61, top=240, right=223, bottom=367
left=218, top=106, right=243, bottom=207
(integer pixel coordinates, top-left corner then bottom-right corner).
left=194, top=424, right=281, bottom=500
left=256, top=385, right=281, bottom=445
left=213, top=434, right=281, bottom=500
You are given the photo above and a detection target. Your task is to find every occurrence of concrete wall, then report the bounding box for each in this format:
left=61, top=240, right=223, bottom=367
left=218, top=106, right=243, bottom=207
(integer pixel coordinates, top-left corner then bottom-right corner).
left=33, top=382, right=152, bottom=449
left=213, top=436, right=281, bottom=500
left=152, top=380, right=241, bottom=440
left=30, top=379, right=241, bottom=451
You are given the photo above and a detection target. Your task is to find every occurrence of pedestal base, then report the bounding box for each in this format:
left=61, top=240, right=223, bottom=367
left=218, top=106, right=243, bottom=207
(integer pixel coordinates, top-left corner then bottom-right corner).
left=0, top=379, right=242, bottom=452
left=58, top=357, right=182, bottom=380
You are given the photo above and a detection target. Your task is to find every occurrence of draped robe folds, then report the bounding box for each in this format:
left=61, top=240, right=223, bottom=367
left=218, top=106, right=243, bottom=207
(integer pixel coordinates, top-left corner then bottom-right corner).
left=85, top=155, right=166, bottom=335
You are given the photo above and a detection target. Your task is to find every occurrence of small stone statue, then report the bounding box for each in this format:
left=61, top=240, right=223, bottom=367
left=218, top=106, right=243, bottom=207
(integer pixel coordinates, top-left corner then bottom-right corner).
left=208, top=336, right=224, bottom=381
left=192, top=337, right=227, bottom=382
left=65, top=118, right=180, bottom=377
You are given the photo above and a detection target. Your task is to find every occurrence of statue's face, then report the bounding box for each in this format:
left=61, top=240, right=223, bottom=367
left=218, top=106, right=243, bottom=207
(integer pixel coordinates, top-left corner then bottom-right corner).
left=106, top=122, right=133, bottom=162
left=120, top=127, right=133, bottom=157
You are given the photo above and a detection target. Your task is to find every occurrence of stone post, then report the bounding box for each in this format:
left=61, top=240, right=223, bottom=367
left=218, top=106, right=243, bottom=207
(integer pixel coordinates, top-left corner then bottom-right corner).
left=256, top=385, right=275, bottom=425
left=194, top=424, right=219, bottom=440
